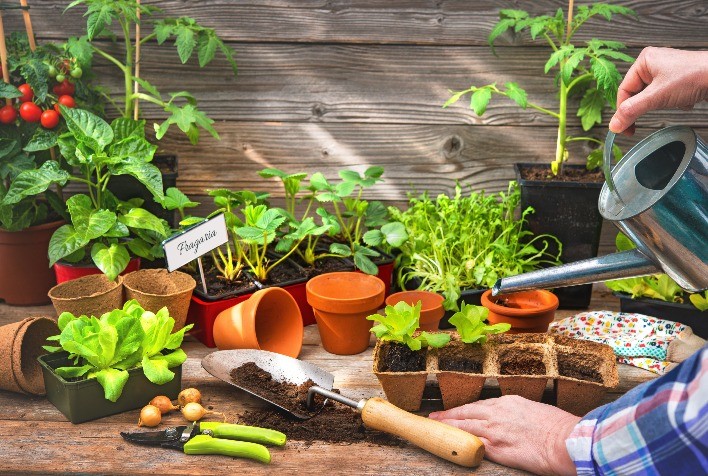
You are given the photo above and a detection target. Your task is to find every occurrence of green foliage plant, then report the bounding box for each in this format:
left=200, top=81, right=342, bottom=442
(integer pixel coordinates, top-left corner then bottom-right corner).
left=389, top=182, right=562, bottom=311
left=43, top=299, right=192, bottom=402
left=448, top=303, right=511, bottom=344
left=66, top=0, right=238, bottom=144
left=444, top=2, right=635, bottom=175
left=605, top=233, right=707, bottom=310
left=367, top=301, right=451, bottom=351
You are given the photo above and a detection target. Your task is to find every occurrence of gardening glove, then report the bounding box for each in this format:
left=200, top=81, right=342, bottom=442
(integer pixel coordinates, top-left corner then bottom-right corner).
left=548, top=311, right=705, bottom=375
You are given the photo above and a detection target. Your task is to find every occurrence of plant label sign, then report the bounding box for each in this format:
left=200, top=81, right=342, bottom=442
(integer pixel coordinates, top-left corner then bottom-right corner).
left=162, top=214, right=228, bottom=272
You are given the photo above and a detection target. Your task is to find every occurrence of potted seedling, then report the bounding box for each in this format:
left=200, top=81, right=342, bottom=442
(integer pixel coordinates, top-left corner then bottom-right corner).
left=436, top=304, right=510, bottom=409
left=368, top=301, right=450, bottom=411
left=39, top=299, right=192, bottom=423
left=444, top=2, right=636, bottom=308
left=605, top=233, right=708, bottom=338
left=390, top=182, right=561, bottom=325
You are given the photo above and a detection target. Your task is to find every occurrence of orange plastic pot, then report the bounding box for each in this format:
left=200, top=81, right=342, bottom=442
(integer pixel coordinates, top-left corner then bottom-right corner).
left=385, top=290, right=444, bottom=331
left=306, top=272, right=385, bottom=355
left=481, top=289, right=559, bottom=333
left=213, top=287, right=303, bottom=358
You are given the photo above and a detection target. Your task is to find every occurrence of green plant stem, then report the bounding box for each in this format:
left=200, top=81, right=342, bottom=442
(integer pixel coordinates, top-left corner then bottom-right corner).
left=139, top=33, right=156, bottom=45
left=566, top=136, right=603, bottom=146
left=567, top=72, right=593, bottom=94
left=556, top=75, right=568, bottom=173
left=120, top=17, right=135, bottom=119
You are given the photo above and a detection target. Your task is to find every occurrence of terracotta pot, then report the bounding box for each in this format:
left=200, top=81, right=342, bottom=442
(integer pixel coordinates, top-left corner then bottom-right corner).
left=213, top=287, right=303, bottom=358
left=306, top=272, right=385, bottom=355
left=0, top=316, right=59, bottom=395
left=123, top=269, right=196, bottom=330
left=187, top=292, right=255, bottom=348
left=53, top=257, right=141, bottom=284
left=385, top=290, right=444, bottom=331
left=481, top=289, right=559, bottom=333
left=48, top=274, right=124, bottom=318
left=0, top=220, right=63, bottom=306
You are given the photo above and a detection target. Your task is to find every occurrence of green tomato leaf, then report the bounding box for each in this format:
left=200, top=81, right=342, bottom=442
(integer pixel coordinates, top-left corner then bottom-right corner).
left=0, top=82, right=21, bottom=99
left=577, top=88, right=605, bottom=131
left=470, top=87, right=492, bottom=116
left=504, top=82, right=528, bottom=108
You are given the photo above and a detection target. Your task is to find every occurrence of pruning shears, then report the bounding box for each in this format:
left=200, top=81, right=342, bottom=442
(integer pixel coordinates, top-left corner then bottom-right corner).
left=120, top=421, right=286, bottom=464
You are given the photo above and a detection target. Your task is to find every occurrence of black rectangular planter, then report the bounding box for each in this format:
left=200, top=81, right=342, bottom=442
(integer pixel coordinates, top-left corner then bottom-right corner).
left=615, top=292, right=708, bottom=339
left=38, top=352, right=182, bottom=424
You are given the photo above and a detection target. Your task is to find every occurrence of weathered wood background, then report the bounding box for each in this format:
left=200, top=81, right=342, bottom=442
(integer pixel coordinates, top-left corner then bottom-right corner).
left=7, top=1, right=708, bottom=253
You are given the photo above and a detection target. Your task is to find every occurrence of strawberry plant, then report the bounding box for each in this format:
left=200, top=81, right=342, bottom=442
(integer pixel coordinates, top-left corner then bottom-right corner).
left=444, top=2, right=634, bottom=175
left=448, top=303, right=510, bottom=344
left=367, top=301, right=451, bottom=351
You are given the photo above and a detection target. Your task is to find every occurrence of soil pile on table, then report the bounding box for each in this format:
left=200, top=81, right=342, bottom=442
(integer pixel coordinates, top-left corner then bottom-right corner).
left=230, top=362, right=404, bottom=446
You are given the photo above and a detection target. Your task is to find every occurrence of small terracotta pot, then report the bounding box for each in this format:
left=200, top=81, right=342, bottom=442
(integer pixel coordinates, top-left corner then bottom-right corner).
left=385, top=290, right=445, bottom=331
left=123, top=269, right=196, bottom=330
left=213, top=287, right=303, bottom=358
left=53, top=257, right=141, bottom=284
left=48, top=274, right=124, bottom=318
left=306, top=272, right=385, bottom=355
left=481, top=289, right=559, bottom=333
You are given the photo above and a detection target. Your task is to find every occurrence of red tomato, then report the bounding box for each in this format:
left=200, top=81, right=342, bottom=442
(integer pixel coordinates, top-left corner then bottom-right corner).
left=52, top=79, right=75, bottom=97
left=54, top=95, right=76, bottom=114
left=40, top=109, right=60, bottom=129
left=19, top=102, right=42, bottom=123
left=18, top=84, right=34, bottom=103
left=0, top=105, right=17, bottom=124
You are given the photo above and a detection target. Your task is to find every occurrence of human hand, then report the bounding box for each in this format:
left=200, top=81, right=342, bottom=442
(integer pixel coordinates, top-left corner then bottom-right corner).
left=609, top=47, right=708, bottom=135
left=429, top=395, right=580, bottom=475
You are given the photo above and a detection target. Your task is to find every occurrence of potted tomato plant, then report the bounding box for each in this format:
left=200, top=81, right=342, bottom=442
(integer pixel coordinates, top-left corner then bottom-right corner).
left=444, top=2, right=636, bottom=308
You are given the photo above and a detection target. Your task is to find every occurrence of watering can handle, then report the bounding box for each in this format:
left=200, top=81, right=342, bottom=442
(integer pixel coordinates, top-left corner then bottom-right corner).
left=603, top=131, right=625, bottom=205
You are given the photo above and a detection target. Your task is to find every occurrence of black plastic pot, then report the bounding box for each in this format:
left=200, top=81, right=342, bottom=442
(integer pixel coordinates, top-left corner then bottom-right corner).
left=108, top=154, right=178, bottom=228
left=614, top=292, right=708, bottom=339
left=515, top=163, right=604, bottom=309
left=38, top=352, right=182, bottom=424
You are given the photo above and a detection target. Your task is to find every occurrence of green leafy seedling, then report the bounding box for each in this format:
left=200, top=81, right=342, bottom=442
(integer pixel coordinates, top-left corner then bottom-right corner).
left=367, top=301, right=450, bottom=351
left=448, top=303, right=511, bottom=344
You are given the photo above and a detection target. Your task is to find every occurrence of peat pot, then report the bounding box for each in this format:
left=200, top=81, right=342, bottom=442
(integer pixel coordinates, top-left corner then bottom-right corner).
left=48, top=274, right=124, bottom=318
left=123, top=269, right=196, bottom=331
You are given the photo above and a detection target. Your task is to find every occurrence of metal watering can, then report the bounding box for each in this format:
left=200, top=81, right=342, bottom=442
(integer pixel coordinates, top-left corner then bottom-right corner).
left=493, top=125, right=708, bottom=296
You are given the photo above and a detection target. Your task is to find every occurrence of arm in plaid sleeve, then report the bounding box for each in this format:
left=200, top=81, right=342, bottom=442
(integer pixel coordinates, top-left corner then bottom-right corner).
left=566, top=346, right=708, bottom=475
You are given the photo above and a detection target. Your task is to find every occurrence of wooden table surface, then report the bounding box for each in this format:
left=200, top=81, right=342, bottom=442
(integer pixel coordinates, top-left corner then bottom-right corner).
left=0, top=286, right=657, bottom=475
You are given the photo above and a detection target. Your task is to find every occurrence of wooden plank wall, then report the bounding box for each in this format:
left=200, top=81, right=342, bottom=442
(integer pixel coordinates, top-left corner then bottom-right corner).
left=7, top=1, right=708, bottom=254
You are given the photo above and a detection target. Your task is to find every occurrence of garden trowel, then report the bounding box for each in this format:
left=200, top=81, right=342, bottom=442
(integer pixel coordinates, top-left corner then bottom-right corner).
left=202, top=349, right=485, bottom=467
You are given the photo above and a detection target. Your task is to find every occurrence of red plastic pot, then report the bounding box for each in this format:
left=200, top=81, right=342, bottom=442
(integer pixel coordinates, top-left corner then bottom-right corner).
left=53, top=257, right=141, bottom=284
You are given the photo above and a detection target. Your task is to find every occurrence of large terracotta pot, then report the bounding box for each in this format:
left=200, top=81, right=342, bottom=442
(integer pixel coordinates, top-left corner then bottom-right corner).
left=213, top=287, right=303, bottom=358
left=48, top=274, right=124, bottom=318
left=481, top=289, right=559, bottom=333
left=123, top=269, right=196, bottom=331
left=385, top=290, right=445, bottom=331
left=53, top=257, right=141, bottom=284
left=0, top=220, right=63, bottom=306
left=306, top=272, right=385, bottom=355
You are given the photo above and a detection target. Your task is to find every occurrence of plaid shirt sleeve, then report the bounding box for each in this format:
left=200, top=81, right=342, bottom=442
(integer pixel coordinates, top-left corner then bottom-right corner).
left=566, top=345, right=708, bottom=475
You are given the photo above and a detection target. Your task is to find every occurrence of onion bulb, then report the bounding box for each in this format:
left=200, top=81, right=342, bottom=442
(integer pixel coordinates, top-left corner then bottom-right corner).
left=149, top=395, right=179, bottom=415
left=180, top=402, right=225, bottom=422
left=178, top=387, right=202, bottom=407
left=138, top=405, right=162, bottom=427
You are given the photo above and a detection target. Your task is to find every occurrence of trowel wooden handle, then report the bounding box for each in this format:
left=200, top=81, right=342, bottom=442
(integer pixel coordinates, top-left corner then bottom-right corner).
left=361, top=397, right=485, bottom=467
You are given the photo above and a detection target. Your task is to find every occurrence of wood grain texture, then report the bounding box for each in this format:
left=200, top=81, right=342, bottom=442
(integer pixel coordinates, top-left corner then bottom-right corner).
left=0, top=288, right=652, bottom=475
left=7, top=0, right=707, bottom=47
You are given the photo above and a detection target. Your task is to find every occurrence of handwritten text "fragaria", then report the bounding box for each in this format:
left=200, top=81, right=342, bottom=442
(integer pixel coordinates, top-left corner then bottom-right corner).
left=176, top=230, right=218, bottom=256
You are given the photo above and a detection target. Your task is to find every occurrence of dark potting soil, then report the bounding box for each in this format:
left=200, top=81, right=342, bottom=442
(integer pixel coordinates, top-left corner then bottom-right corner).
left=377, top=342, right=427, bottom=372
left=291, top=253, right=354, bottom=278
left=557, top=349, right=604, bottom=384
left=189, top=255, right=256, bottom=299
left=519, top=164, right=605, bottom=183
left=261, top=258, right=308, bottom=286
left=231, top=362, right=404, bottom=446
left=438, top=343, right=484, bottom=373
left=498, top=347, right=546, bottom=376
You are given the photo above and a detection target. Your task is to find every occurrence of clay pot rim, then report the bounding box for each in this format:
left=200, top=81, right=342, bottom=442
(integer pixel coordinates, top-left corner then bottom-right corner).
left=0, top=219, right=66, bottom=235
left=385, top=290, right=444, bottom=312
left=123, top=269, right=196, bottom=298
left=306, top=272, right=385, bottom=311
left=48, top=274, right=123, bottom=302
left=481, top=289, right=559, bottom=316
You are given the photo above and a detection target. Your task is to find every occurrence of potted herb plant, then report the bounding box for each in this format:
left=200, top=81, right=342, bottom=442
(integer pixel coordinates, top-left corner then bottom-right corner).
left=605, top=233, right=708, bottom=338
left=390, top=181, right=561, bottom=325
left=368, top=301, right=450, bottom=411
left=444, top=2, right=635, bottom=308
left=436, top=304, right=510, bottom=409
left=39, top=299, right=192, bottom=424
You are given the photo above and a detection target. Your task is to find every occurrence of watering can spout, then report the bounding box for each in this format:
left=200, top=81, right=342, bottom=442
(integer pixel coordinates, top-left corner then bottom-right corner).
left=491, top=249, right=660, bottom=296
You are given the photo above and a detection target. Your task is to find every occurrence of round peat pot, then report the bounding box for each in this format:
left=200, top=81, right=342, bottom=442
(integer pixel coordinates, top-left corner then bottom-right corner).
left=123, top=269, right=196, bottom=331
left=306, top=272, right=385, bottom=355
left=213, top=287, right=304, bottom=358
left=53, top=257, right=141, bottom=284
left=481, top=289, right=558, bottom=333
left=385, top=290, right=444, bottom=331
left=48, top=274, right=124, bottom=318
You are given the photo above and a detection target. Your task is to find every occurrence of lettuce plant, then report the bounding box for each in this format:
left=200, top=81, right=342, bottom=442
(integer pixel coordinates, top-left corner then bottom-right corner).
left=367, top=301, right=450, bottom=351
left=43, top=299, right=193, bottom=402
left=448, top=303, right=510, bottom=344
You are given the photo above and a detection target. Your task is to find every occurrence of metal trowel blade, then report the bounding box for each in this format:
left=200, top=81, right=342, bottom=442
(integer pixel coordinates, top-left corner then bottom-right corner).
left=201, top=349, right=335, bottom=419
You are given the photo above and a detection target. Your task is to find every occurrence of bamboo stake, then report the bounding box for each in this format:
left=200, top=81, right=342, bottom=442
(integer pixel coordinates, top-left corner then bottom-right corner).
left=566, top=0, right=574, bottom=41
left=133, top=0, right=141, bottom=120
left=0, top=11, right=11, bottom=106
left=19, top=0, right=36, bottom=51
